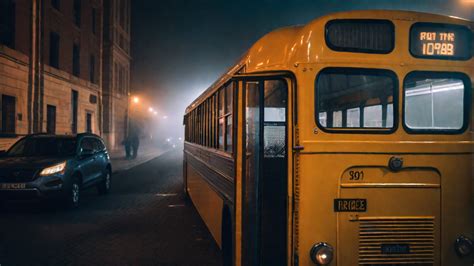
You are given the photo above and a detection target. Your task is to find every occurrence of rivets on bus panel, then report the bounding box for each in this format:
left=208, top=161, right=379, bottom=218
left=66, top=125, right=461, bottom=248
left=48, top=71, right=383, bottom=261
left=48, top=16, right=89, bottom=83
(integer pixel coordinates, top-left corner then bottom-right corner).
left=388, top=156, right=403, bottom=172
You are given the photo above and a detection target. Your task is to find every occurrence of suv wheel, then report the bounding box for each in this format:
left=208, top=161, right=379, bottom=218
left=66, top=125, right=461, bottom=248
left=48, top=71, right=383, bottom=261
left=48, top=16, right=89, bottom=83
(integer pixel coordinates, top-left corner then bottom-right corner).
left=97, top=170, right=111, bottom=195
left=66, top=176, right=81, bottom=209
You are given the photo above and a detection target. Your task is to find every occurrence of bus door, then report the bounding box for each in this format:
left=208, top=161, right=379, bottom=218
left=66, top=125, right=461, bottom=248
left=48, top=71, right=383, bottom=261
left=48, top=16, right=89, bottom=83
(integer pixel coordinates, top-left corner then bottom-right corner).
left=242, top=78, right=289, bottom=266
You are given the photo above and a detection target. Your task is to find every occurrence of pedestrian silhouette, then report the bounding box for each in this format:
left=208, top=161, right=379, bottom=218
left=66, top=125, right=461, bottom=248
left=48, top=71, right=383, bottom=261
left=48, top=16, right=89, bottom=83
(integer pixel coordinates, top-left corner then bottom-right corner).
left=122, top=136, right=131, bottom=159
left=129, top=122, right=141, bottom=159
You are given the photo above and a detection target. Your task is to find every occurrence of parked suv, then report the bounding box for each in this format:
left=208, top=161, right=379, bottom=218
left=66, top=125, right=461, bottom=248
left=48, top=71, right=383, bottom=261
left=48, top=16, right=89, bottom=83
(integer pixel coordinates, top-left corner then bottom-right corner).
left=0, top=133, right=112, bottom=208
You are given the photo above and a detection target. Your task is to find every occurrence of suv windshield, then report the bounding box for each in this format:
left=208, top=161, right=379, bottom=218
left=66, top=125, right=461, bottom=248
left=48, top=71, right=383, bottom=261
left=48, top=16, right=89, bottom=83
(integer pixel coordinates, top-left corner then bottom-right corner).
left=7, top=137, right=77, bottom=157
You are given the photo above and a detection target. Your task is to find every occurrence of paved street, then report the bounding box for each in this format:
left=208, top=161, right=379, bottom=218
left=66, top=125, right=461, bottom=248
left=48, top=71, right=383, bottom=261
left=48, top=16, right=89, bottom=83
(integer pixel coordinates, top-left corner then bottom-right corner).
left=0, top=150, right=222, bottom=266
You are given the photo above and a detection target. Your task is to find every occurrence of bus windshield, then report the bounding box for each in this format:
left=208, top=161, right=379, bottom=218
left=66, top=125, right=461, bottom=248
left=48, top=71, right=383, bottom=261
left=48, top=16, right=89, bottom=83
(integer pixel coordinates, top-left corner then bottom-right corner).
left=316, top=68, right=396, bottom=130
left=404, top=72, right=468, bottom=132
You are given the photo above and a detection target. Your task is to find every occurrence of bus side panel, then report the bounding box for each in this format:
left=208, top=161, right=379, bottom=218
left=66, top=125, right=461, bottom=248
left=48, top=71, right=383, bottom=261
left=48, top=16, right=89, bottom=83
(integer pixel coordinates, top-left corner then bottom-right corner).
left=187, top=162, right=224, bottom=248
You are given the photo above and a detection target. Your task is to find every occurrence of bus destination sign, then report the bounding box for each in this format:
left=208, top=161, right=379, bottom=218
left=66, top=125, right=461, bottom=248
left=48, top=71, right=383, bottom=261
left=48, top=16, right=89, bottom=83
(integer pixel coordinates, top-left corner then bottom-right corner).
left=410, top=23, right=472, bottom=60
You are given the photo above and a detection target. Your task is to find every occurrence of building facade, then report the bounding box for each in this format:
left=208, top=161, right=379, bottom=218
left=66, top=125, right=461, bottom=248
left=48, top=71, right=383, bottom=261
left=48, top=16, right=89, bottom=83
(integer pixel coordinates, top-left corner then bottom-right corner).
left=102, top=0, right=131, bottom=149
left=0, top=0, right=130, bottom=151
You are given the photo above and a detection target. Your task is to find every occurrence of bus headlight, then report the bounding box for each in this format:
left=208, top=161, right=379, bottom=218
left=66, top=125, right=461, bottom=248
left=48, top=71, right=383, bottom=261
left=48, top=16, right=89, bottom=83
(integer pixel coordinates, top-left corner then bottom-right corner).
left=454, top=236, right=473, bottom=257
left=310, top=242, right=334, bottom=265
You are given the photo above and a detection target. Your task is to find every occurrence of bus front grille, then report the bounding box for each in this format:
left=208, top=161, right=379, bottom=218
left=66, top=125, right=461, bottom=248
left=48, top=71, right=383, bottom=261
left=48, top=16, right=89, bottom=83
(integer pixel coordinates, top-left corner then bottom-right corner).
left=358, top=217, right=435, bottom=265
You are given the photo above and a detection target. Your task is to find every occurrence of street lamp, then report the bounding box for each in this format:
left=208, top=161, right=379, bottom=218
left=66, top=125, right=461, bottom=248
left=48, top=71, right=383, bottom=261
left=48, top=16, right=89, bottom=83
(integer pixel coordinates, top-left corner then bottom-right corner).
left=132, top=96, right=140, bottom=104
left=148, top=107, right=154, bottom=112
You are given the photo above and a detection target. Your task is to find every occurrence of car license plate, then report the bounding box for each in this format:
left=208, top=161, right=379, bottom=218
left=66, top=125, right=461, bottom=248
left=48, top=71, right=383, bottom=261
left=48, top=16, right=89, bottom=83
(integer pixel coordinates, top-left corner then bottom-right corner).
left=1, top=183, right=26, bottom=190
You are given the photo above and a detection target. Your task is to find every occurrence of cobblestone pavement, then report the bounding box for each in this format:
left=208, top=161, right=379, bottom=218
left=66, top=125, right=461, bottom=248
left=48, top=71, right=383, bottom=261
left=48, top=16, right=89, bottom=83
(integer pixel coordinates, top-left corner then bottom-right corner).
left=0, top=150, right=222, bottom=266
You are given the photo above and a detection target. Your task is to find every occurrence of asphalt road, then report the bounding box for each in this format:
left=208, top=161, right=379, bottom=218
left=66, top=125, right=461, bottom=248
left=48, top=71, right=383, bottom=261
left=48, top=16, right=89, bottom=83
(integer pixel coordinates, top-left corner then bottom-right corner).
left=0, top=150, right=222, bottom=266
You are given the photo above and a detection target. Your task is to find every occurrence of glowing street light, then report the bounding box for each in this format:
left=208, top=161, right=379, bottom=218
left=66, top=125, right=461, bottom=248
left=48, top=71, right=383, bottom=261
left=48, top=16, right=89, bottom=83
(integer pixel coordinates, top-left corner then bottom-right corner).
left=148, top=107, right=154, bottom=112
left=132, top=96, right=140, bottom=104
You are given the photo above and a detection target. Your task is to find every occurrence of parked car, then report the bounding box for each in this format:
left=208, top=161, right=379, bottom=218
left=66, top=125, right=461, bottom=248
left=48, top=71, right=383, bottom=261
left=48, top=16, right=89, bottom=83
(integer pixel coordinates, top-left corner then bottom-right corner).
left=0, top=133, right=112, bottom=208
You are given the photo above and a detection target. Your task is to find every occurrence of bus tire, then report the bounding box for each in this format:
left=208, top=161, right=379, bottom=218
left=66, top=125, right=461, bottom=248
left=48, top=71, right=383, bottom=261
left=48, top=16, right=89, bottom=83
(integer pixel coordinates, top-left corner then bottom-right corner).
left=222, top=206, right=233, bottom=266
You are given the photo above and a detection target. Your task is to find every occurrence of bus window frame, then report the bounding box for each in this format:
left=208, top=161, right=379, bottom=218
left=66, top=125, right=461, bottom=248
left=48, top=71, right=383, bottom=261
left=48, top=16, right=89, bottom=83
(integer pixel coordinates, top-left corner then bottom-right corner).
left=314, top=67, right=399, bottom=134
left=325, top=19, right=395, bottom=54
left=408, top=22, right=473, bottom=61
left=402, top=71, right=471, bottom=135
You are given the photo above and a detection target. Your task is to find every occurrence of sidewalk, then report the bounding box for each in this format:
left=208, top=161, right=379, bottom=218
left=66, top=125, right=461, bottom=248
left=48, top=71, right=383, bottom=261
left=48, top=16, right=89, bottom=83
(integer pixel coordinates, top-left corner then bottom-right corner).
left=109, top=142, right=166, bottom=173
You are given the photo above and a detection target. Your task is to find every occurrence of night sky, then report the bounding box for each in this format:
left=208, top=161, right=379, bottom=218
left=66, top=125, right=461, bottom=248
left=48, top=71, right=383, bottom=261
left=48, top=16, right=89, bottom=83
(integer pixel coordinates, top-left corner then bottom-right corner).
left=131, top=0, right=473, bottom=135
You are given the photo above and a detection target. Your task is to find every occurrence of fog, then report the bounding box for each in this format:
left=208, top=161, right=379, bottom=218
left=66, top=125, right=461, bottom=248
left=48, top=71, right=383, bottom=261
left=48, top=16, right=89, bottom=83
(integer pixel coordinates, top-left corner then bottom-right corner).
left=130, top=0, right=473, bottom=143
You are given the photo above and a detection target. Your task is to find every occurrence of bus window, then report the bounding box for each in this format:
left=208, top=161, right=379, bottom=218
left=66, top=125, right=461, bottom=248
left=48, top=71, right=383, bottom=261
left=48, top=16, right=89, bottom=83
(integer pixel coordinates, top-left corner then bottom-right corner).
left=316, top=68, right=397, bottom=131
left=219, top=117, right=225, bottom=149
left=218, top=87, right=225, bottom=150
left=404, top=72, right=468, bottom=132
left=347, top=107, right=360, bottom=127
left=226, top=116, right=232, bottom=152
left=386, top=103, right=393, bottom=128
left=263, top=80, right=287, bottom=158
left=364, top=105, right=382, bottom=127
left=225, top=83, right=233, bottom=153
left=319, top=112, right=327, bottom=127
left=333, top=110, right=343, bottom=127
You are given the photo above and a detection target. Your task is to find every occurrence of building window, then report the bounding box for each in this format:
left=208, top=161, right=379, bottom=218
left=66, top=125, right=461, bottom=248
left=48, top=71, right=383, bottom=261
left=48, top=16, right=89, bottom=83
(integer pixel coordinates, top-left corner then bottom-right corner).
left=86, top=113, right=92, bottom=133
left=0, top=0, right=15, bottom=49
left=51, top=0, right=60, bottom=11
left=120, top=0, right=126, bottom=29
left=1, top=95, right=16, bottom=134
left=73, top=0, right=81, bottom=27
left=46, top=105, right=56, bottom=134
left=71, top=90, right=78, bottom=134
left=89, top=55, right=95, bottom=83
left=91, top=8, right=96, bottom=34
left=49, top=32, right=60, bottom=69
left=73, top=44, right=80, bottom=76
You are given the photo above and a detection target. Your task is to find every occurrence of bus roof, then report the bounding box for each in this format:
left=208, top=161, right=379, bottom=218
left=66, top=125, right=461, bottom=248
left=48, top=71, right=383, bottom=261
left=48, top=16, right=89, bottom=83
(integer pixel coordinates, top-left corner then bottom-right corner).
left=185, top=10, right=473, bottom=114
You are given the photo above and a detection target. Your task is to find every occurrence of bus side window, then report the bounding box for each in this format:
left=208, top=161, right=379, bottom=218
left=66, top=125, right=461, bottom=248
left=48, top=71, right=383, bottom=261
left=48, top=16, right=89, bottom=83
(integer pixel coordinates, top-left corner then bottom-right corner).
left=263, top=80, right=287, bottom=158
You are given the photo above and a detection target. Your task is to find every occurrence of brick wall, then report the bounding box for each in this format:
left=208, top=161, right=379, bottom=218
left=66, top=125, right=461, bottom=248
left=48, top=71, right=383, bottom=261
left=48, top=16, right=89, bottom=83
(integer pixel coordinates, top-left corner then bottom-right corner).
left=42, top=65, right=100, bottom=135
left=0, top=46, right=29, bottom=150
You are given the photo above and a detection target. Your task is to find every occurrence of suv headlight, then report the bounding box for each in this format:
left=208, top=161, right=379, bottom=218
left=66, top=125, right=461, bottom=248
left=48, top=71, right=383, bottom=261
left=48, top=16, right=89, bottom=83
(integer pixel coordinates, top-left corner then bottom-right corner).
left=40, top=162, right=67, bottom=176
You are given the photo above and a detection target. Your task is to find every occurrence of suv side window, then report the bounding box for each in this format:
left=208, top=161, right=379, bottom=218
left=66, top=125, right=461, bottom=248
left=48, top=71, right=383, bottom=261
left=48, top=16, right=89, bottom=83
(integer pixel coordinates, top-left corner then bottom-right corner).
left=80, top=138, right=95, bottom=153
left=93, top=138, right=105, bottom=152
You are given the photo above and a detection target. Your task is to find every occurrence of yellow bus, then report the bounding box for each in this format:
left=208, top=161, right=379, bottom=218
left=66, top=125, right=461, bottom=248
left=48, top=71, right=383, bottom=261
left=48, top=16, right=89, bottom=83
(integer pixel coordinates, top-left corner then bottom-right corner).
left=183, top=10, right=474, bottom=266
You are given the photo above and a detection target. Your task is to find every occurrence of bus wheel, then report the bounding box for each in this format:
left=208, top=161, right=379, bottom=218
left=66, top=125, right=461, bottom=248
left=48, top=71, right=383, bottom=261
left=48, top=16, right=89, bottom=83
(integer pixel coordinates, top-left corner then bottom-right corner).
left=222, top=206, right=232, bottom=266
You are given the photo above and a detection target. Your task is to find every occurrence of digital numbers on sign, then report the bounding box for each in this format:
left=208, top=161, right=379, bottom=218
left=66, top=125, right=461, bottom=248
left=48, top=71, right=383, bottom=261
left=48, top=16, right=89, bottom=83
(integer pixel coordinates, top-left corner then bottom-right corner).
left=410, top=23, right=472, bottom=60
left=419, top=31, right=455, bottom=56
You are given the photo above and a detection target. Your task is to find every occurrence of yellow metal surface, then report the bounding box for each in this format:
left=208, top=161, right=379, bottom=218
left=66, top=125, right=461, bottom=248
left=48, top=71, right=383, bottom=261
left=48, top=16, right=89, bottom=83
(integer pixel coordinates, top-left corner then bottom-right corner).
left=235, top=81, right=244, bottom=266
left=186, top=164, right=224, bottom=248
